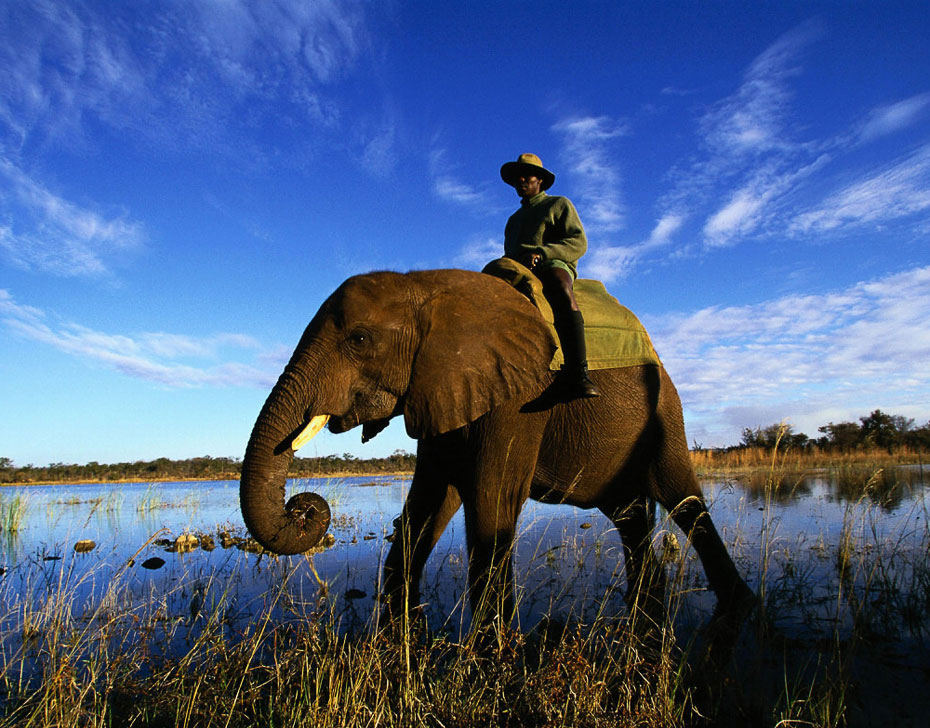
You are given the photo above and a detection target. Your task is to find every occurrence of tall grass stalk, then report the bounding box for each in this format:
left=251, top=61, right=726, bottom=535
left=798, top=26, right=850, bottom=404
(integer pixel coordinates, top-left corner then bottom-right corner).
left=0, top=466, right=927, bottom=726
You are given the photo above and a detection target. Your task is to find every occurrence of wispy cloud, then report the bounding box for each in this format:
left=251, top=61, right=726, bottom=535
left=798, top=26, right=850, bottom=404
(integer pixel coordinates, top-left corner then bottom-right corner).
left=682, top=22, right=825, bottom=249
left=585, top=212, right=684, bottom=281
left=791, top=143, right=930, bottom=234
left=429, top=147, right=492, bottom=207
left=0, top=159, right=145, bottom=277
left=647, top=265, right=930, bottom=445
left=551, top=115, right=628, bottom=232
left=453, top=236, right=503, bottom=270
left=857, top=92, right=930, bottom=143
left=703, top=190, right=765, bottom=245
left=637, top=22, right=828, bottom=265
left=649, top=20, right=930, bottom=260
left=0, top=0, right=387, bottom=165
left=0, top=289, right=283, bottom=388
left=701, top=21, right=820, bottom=158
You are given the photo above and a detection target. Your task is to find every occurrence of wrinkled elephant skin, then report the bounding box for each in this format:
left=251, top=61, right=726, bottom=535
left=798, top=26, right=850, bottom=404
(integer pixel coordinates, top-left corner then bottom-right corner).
left=240, top=269, right=753, bottom=628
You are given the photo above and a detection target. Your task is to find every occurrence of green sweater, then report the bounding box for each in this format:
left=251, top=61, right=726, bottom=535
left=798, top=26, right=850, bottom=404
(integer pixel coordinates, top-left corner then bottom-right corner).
left=503, top=192, right=587, bottom=275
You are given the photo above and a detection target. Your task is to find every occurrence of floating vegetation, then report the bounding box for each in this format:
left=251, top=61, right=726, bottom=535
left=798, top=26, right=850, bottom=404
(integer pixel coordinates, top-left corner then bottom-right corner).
left=56, top=489, right=124, bottom=512
left=171, top=533, right=199, bottom=553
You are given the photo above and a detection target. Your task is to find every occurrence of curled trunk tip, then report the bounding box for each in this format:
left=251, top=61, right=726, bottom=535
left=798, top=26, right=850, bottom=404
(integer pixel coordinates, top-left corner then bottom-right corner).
left=285, top=491, right=332, bottom=540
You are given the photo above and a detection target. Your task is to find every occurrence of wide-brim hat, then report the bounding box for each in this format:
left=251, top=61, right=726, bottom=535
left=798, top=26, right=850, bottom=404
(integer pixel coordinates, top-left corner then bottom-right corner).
left=500, top=153, right=555, bottom=190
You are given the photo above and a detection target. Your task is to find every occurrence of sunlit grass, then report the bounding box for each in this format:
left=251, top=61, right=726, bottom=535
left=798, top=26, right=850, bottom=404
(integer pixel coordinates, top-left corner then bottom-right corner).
left=0, top=464, right=926, bottom=726
left=691, top=442, right=926, bottom=472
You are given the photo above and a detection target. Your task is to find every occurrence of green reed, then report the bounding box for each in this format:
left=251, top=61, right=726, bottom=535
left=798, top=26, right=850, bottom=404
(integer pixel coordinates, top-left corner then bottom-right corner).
left=0, top=492, right=27, bottom=534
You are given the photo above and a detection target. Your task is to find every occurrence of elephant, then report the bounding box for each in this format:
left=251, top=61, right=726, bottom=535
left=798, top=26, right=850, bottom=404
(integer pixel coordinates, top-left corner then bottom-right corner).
left=239, top=267, right=754, bottom=630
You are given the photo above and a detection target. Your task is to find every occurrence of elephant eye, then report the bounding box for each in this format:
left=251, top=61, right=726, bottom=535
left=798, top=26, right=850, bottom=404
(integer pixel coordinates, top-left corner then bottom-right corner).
left=346, top=329, right=372, bottom=349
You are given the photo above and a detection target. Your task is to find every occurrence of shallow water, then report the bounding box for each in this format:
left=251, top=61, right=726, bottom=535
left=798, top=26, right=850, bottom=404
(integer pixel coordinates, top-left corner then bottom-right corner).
left=0, top=467, right=928, bottom=676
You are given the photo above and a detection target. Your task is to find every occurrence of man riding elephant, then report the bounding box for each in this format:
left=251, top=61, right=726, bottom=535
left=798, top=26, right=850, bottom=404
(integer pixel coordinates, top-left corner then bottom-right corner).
left=500, top=153, right=600, bottom=400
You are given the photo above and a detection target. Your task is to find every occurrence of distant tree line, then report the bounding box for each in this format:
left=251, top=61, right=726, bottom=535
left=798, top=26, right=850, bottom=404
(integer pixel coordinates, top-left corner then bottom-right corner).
left=2, top=410, right=926, bottom=484
left=0, top=451, right=417, bottom=485
left=736, top=410, right=930, bottom=453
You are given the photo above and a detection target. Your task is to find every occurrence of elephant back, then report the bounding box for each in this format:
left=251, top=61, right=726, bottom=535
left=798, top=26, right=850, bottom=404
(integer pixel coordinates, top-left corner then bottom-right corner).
left=482, top=257, right=661, bottom=371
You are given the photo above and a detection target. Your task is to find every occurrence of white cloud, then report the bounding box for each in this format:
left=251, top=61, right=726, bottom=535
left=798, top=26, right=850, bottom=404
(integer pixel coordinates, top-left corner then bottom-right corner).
left=647, top=265, right=930, bottom=446
left=434, top=178, right=486, bottom=206
left=0, top=159, right=145, bottom=277
left=584, top=245, right=640, bottom=282
left=703, top=191, right=764, bottom=245
left=0, top=0, right=386, bottom=166
left=454, top=237, right=503, bottom=270
left=0, top=289, right=279, bottom=388
left=700, top=22, right=819, bottom=157
left=359, top=118, right=398, bottom=176
left=858, top=92, right=930, bottom=142
left=791, top=144, right=930, bottom=234
left=429, top=147, right=492, bottom=207
left=654, top=22, right=836, bottom=256
left=584, top=213, right=684, bottom=282
left=671, top=28, right=930, bottom=254
left=551, top=115, right=628, bottom=232
left=645, top=213, right=685, bottom=248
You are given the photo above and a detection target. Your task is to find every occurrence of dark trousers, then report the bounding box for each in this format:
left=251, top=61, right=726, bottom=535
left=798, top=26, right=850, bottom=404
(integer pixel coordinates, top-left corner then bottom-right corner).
left=536, top=266, right=588, bottom=371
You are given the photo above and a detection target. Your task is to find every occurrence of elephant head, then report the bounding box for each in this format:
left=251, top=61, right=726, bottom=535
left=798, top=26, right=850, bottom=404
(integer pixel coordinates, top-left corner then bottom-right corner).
left=240, top=269, right=557, bottom=554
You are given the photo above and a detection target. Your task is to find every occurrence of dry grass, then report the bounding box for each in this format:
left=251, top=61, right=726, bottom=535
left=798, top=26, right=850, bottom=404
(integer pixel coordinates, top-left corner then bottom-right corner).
left=690, top=444, right=926, bottom=474
left=0, top=461, right=927, bottom=727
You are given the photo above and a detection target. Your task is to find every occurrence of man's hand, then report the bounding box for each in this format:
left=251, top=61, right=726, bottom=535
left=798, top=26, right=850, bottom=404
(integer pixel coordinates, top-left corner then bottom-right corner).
left=519, top=252, right=543, bottom=269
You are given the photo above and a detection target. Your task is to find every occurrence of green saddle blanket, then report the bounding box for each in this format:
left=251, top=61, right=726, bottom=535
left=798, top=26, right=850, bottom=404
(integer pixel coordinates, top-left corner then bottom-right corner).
left=482, top=258, right=662, bottom=371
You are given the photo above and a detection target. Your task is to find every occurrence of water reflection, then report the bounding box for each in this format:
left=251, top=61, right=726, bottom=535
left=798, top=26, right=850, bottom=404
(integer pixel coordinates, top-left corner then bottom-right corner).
left=730, top=463, right=927, bottom=510
left=0, top=466, right=926, bottom=677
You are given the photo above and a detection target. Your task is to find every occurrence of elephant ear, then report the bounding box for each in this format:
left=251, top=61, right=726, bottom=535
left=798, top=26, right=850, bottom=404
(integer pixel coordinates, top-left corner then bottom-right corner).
left=403, top=271, right=557, bottom=438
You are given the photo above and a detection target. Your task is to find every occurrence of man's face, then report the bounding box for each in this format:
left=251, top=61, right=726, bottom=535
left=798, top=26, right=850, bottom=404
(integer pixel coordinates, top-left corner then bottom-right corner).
left=514, top=173, right=543, bottom=199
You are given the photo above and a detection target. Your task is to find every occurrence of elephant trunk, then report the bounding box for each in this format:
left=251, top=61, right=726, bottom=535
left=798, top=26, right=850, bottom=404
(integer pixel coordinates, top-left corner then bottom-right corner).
left=239, top=370, right=331, bottom=555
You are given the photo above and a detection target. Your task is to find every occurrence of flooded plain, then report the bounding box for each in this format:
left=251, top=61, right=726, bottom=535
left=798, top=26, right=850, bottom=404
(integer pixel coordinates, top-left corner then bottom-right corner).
left=0, top=466, right=928, bottom=724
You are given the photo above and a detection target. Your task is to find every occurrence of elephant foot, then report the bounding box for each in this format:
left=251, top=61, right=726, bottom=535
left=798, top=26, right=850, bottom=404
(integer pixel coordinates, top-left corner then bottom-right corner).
left=466, top=621, right=521, bottom=658
left=378, top=587, right=425, bottom=632
left=698, top=583, right=757, bottom=672
left=714, top=579, right=758, bottom=621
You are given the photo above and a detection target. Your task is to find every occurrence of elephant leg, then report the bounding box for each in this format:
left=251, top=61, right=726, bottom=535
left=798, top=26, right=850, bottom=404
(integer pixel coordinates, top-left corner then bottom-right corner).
left=462, top=496, right=520, bottom=633
left=665, top=494, right=753, bottom=608
left=382, top=439, right=462, bottom=621
left=665, top=494, right=756, bottom=671
left=603, top=496, right=666, bottom=628
left=459, top=413, right=544, bottom=633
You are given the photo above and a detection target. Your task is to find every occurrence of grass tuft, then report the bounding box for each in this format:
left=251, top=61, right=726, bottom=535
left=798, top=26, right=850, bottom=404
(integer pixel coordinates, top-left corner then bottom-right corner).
left=0, top=454, right=927, bottom=726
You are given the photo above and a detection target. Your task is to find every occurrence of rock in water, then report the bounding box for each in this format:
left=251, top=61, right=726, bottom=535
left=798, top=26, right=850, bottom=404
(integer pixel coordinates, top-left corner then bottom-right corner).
left=141, top=557, right=166, bottom=570
left=74, top=539, right=97, bottom=553
left=173, top=533, right=199, bottom=553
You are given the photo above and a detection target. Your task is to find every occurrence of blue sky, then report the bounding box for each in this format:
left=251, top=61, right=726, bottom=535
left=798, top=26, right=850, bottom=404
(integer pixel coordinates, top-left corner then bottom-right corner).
left=2, top=1, right=929, bottom=466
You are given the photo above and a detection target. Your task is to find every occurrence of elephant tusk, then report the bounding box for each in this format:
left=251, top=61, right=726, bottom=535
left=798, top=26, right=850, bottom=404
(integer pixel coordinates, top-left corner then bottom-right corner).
left=291, top=415, right=330, bottom=452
